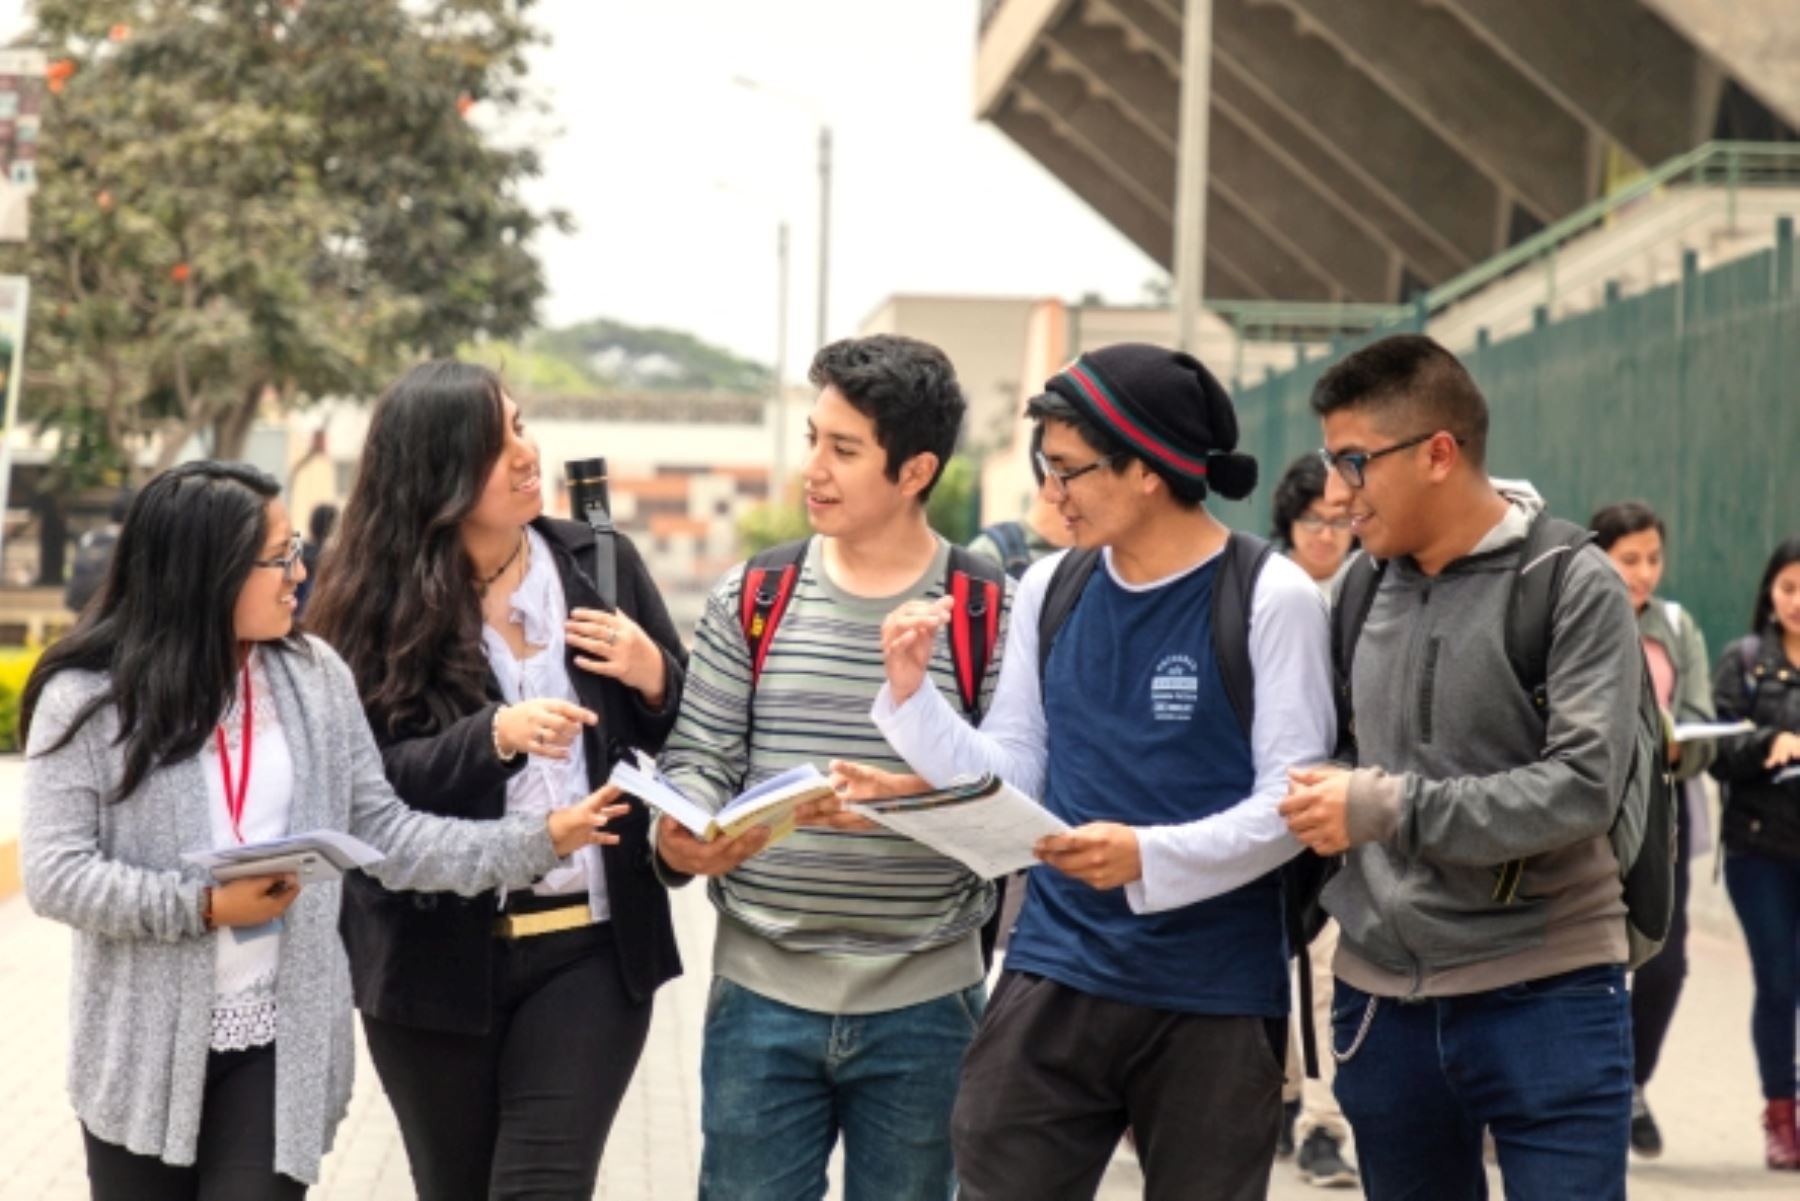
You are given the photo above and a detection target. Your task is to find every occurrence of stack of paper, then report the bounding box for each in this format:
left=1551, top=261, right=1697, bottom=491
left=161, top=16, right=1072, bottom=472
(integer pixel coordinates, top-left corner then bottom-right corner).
left=182, top=830, right=385, bottom=883
left=851, top=775, right=1067, bottom=879
left=1672, top=719, right=1755, bottom=743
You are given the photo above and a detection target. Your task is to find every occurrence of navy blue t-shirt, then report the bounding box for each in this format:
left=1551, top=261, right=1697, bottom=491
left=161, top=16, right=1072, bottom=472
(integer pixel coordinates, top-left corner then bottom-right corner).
left=1004, top=556, right=1288, bottom=1016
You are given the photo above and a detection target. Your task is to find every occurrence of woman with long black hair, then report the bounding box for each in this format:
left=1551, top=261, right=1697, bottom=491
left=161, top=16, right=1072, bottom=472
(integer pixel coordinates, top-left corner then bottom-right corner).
left=1588, top=500, right=1716, bottom=1159
left=1711, top=535, right=1800, bottom=1171
left=20, top=460, right=623, bottom=1200
left=305, top=361, right=686, bottom=1200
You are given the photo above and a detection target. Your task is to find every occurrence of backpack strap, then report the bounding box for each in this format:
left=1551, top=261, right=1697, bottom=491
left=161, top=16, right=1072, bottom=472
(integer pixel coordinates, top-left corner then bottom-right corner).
left=1330, top=552, right=1385, bottom=763
left=946, top=547, right=1007, bottom=724
left=1211, top=532, right=1275, bottom=739
left=1503, top=512, right=1592, bottom=714
left=739, top=539, right=809, bottom=691
left=1038, top=548, right=1103, bottom=685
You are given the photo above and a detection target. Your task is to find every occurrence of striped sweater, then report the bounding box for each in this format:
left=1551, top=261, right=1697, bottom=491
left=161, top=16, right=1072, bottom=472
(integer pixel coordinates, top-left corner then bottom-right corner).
left=659, top=536, right=1010, bottom=1014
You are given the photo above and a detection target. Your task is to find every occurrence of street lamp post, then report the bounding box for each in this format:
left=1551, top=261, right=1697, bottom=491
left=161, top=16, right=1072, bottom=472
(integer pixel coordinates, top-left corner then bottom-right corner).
left=732, top=76, right=833, bottom=352
left=773, top=219, right=790, bottom=499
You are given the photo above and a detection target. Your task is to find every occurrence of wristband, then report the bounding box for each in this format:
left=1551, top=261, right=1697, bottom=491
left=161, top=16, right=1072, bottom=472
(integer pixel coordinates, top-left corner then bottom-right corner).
left=201, top=885, right=215, bottom=932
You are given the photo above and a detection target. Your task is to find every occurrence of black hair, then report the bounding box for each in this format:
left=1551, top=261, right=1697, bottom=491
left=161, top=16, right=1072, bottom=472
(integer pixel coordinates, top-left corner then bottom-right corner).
left=1024, top=389, right=1212, bottom=510
left=306, top=360, right=509, bottom=738
left=1270, top=453, right=1329, bottom=549
left=107, top=489, right=133, bottom=524
left=807, top=335, right=965, bottom=502
left=308, top=502, right=340, bottom=545
left=21, top=461, right=297, bottom=802
left=1751, top=535, right=1800, bottom=634
left=1311, top=334, right=1490, bottom=467
left=1588, top=500, right=1666, bottom=552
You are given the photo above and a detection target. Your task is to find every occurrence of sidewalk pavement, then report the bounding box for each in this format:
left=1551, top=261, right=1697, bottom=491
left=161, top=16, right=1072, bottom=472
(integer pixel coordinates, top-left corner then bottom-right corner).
left=0, top=745, right=1790, bottom=1199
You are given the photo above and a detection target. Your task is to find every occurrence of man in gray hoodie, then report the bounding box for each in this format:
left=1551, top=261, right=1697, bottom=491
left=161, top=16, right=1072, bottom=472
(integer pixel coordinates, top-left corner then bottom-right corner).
left=1280, top=335, right=1641, bottom=1201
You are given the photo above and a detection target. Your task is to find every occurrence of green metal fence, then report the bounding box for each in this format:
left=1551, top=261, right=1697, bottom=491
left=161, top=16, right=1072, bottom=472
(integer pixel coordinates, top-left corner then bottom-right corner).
left=1229, top=218, right=1799, bottom=661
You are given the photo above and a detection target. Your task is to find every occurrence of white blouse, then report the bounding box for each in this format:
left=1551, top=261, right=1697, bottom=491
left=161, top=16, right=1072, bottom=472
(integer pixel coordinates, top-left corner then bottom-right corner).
left=201, top=650, right=294, bottom=1051
left=480, top=528, right=611, bottom=920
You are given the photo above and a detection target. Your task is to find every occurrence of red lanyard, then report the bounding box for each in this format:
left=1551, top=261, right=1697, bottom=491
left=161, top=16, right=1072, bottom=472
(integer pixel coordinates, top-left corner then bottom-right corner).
left=214, top=661, right=254, bottom=844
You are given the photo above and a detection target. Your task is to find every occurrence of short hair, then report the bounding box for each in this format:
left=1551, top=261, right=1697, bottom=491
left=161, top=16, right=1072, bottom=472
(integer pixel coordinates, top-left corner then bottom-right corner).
left=1311, top=335, right=1489, bottom=467
left=1588, top=500, right=1664, bottom=552
left=1024, top=389, right=1208, bottom=510
left=1270, top=453, right=1329, bottom=548
left=808, top=336, right=965, bottom=502
left=308, top=502, right=340, bottom=544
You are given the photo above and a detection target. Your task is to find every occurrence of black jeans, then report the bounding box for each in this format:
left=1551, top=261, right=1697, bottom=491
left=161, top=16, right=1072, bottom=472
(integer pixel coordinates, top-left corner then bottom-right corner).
left=1631, top=798, right=1693, bottom=1087
left=83, top=1044, right=305, bottom=1201
left=362, top=920, right=653, bottom=1201
left=952, top=971, right=1284, bottom=1201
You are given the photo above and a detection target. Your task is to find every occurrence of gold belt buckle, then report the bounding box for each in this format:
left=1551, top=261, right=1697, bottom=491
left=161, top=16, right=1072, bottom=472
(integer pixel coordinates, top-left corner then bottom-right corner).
left=495, top=903, right=595, bottom=940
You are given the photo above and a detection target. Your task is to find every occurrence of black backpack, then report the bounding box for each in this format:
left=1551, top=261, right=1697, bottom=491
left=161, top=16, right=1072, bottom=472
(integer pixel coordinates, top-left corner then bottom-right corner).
left=977, top=521, right=1033, bottom=581
left=1036, top=532, right=1339, bottom=1073
left=1332, top=512, right=1677, bottom=970
left=63, top=528, right=118, bottom=614
left=738, top=539, right=1007, bottom=724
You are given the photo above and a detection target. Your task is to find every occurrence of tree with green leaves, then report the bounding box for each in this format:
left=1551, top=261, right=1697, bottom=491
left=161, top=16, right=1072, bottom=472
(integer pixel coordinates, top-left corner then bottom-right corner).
left=2, top=0, right=566, bottom=476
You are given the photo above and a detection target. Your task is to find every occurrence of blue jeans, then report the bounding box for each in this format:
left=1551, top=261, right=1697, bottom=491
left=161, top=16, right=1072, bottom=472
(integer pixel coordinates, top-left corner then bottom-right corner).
left=1331, top=965, right=1631, bottom=1201
left=698, top=976, right=984, bottom=1201
left=1723, top=849, right=1800, bottom=1099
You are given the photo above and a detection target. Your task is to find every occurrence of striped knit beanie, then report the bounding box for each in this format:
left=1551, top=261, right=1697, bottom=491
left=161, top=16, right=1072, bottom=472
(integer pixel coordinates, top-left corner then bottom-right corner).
left=1045, top=343, right=1258, bottom=501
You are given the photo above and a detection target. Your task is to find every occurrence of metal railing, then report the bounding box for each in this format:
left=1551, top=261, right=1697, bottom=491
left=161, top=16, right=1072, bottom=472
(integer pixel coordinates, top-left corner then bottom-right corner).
left=1209, top=141, right=1800, bottom=341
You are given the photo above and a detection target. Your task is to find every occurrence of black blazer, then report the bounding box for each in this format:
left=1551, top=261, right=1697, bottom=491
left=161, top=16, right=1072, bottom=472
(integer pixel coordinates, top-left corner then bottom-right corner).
left=1712, top=632, right=1800, bottom=863
left=340, top=518, right=687, bottom=1034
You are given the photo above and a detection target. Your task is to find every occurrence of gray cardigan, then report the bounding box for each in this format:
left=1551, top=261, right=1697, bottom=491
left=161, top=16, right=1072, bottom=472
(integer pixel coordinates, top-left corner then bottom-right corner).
left=21, top=635, right=560, bottom=1184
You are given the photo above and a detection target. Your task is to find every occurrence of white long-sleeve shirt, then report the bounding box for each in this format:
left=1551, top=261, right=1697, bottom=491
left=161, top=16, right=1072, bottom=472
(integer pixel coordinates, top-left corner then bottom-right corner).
left=872, top=542, right=1336, bottom=914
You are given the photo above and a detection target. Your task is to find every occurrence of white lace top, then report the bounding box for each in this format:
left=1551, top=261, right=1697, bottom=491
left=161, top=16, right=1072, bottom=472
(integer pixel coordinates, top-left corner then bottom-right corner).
left=201, top=651, right=294, bottom=1051
left=479, top=528, right=610, bottom=919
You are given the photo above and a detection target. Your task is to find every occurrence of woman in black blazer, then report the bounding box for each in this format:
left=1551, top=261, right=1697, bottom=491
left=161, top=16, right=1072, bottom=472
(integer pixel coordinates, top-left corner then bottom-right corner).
left=308, top=361, right=685, bottom=1200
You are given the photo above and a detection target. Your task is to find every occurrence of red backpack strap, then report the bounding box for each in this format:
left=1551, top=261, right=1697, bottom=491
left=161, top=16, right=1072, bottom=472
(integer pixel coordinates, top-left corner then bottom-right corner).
left=740, top=540, right=809, bottom=691
left=946, top=547, right=1006, bottom=724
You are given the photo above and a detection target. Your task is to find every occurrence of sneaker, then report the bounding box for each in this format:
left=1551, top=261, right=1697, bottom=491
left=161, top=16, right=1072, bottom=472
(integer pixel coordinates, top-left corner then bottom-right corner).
left=1296, top=1128, right=1359, bottom=1188
left=1277, top=1099, right=1300, bottom=1158
left=1630, top=1087, right=1664, bottom=1158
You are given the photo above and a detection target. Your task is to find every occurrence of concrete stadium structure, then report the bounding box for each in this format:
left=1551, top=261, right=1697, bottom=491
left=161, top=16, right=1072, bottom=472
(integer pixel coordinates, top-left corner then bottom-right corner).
left=976, top=0, right=1800, bottom=303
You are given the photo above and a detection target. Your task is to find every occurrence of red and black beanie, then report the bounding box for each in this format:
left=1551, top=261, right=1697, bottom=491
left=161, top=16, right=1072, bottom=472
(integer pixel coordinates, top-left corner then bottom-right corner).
left=1045, top=343, right=1259, bottom=501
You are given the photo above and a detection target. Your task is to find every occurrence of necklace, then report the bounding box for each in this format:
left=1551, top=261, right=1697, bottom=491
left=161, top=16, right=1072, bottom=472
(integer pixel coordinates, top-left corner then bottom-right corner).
left=474, top=532, right=527, bottom=597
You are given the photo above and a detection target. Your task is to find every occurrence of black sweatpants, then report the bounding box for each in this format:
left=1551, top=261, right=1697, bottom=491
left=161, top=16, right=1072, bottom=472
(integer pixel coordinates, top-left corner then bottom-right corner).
left=362, top=921, right=653, bottom=1201
left=83, top=1044, right=305, bottom=1201
left=952, top=970, right=1285, bottom=1201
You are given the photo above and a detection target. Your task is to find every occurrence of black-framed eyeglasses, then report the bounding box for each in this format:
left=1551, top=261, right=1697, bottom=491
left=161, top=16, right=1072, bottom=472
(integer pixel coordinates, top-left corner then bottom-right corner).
left=1294, top=513, right=1354, bottom=535
left=252, top=532, right=305, bottom=582
left=1034, top=449, right=1114, bottom=498
left=1318, top=431, right=1464, bottom=489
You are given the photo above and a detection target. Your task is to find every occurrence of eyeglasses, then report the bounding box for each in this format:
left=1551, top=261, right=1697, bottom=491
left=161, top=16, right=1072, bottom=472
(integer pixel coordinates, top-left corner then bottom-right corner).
left=1295, top=513, right=1354, bottom=535
left=252, top=532, right=305, bottom=582
left=1317, top=431, right=1464, bottom=489
left=1034, top=449, right=1114, bottom=498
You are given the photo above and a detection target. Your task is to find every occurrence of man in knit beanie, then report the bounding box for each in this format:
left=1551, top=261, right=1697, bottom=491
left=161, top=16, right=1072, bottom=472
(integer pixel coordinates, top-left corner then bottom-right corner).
left=870, top=343, right=1337, bottom=1199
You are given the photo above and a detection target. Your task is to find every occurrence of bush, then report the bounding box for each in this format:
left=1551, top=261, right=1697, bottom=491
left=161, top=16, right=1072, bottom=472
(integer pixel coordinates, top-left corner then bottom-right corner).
left=0, top=648, right=42, bottom=753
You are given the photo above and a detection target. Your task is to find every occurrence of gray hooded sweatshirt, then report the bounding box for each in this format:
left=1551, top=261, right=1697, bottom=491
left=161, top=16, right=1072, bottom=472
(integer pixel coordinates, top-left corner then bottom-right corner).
left=1329, top=486, right=1642, bottom=998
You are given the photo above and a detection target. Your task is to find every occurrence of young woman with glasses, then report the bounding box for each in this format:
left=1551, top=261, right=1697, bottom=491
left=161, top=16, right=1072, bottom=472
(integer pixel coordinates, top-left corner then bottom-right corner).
left=305, top=361, right=687, bottom=1200
left=20, top=460, right=624, bottom=1200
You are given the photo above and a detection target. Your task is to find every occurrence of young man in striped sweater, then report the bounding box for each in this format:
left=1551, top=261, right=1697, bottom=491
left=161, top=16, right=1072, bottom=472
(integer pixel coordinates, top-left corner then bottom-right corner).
left=653, top=334, right=1011, bottom=1201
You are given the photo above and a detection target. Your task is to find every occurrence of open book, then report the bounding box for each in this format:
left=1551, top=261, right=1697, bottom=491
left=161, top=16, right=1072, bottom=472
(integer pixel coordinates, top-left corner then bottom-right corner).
left=182, top=829, right=386, bottom=883
left=608, top=751, right=836, bottom=848
left=850, top=774, right=1068, bottom=879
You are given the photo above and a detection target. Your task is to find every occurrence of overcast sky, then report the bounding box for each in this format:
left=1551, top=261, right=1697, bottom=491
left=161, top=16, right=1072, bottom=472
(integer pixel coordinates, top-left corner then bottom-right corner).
left=3, top=0, right=1157, bottom=370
